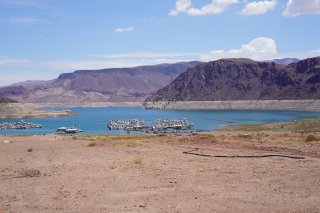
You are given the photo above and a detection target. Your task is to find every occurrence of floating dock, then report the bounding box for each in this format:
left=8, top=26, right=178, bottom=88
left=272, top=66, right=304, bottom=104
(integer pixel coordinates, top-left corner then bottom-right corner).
left=107, top=119, right=193, bottom=132
left=153, top=119, right=193, bottom=130
left=107, top=119, right=146, bottom=131
left=0, top=121, right=42, bottom=130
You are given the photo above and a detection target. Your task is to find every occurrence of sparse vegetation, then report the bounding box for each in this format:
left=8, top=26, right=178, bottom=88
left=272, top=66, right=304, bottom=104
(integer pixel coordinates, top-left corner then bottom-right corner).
left=133, top=156, right=142, bottom=164
left=27, top=148, right=33, bottom=152
left=87, top=142, right=96, bottom=147
left=230, top=124, right=277, bottom=132
left=228, top=119, right=320, bottom=133
left=238, top=134, right=253, bottom=139
left=285, top=119, right=320, bottom=133
left=126, top=141, right=141, bottom=147
left=305, top=134, right=318, bottom=142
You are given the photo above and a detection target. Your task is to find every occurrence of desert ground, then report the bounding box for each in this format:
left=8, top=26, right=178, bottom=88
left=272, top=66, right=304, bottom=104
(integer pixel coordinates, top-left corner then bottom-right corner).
left=1, top=122, right=320, bottom=212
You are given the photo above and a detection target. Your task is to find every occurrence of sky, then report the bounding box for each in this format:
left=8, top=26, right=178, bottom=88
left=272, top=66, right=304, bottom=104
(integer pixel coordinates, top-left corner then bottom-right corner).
left=0, top=0, right=320, bottom=86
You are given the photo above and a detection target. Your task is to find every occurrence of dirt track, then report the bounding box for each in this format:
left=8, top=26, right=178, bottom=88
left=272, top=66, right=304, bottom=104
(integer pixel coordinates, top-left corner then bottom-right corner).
left=1, top=132, right=320, bottom=212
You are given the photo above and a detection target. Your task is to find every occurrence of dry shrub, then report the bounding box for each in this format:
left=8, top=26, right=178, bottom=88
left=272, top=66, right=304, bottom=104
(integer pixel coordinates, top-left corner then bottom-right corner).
left=305, top=134, right=318, bottom=142
left=87, top=142, right=96, bottom=147
left=133, top=156, right=142, bottom=164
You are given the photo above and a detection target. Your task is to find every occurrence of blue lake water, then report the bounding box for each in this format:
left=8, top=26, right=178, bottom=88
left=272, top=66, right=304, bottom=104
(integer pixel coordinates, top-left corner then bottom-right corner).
left=1, top=107, right=320, bottom=135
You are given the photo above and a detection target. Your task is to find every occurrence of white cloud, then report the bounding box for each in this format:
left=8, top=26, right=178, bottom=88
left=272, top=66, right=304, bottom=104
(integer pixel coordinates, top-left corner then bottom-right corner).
left=241, top=0, right=277, bottom=15
left=93, top=51, right=200, bottom=59
left=169, top=0, right=192, bottom=16
left=0, top=55, right=28, bottom=65
left=9, top=17, right=48, bottom=25
left=200, top=37, right=278, bottom=61
left=114, top=27, right=134, bottom=33
left=169, top=0, right=239, bottom=16
left=0, top=71, right=58, bottom=86
left=283, top=0, right=320, bottom=17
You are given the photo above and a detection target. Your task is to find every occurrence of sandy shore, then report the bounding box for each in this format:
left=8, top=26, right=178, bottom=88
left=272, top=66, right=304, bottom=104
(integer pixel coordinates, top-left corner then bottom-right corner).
left=1, top=127, right=320, bottom=212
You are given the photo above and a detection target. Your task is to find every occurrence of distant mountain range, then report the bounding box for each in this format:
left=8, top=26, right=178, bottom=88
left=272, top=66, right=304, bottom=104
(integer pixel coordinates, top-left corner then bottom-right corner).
left=0, top=62, right=200, bottom=104
left=146, top=57, right=320, bottom=102
left=1, top=57, right=317, bottom=106
left=271, top=58, right=300, bottom=65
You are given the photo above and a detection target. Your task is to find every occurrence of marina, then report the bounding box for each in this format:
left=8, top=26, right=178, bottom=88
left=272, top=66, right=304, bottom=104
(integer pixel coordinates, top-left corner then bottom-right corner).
left=0, top=121, right=42, bottom=130
left=107, top=118, right=193, bottom=132
left=153, top=118, right=192, bottom=130
left=1, top=107, right=320, bottom=135
left=107, top=119, right=145, bottom=131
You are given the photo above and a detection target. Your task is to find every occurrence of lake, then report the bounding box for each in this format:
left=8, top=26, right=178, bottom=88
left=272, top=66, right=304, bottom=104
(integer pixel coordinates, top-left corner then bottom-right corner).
left=1, top=107, right=320, bottom=135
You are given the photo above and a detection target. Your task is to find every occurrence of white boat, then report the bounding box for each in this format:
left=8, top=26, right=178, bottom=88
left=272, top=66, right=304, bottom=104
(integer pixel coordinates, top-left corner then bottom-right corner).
left=56, top=126, right=82, bottom=134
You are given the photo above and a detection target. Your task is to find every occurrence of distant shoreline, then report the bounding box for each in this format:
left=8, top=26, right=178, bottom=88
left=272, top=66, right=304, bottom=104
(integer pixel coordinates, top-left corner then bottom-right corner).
left=143, top=100, right=320, bottom=112
left=34, top=102, right=143, bottom=108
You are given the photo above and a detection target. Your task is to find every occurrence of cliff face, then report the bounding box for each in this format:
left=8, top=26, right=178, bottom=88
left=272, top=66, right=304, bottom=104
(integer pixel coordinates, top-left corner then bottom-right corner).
left=146, top=57, right=320, bottom=102
left=0, top=62, right=200, bottom=104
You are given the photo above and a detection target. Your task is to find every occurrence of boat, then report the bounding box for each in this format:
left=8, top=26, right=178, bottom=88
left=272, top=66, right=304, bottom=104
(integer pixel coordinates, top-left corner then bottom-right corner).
left=56, top=126, right=82, bottom=134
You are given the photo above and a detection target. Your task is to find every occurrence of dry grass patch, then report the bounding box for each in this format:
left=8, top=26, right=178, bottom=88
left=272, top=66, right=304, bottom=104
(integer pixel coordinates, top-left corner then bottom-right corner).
left=230, top=124, right=278, bottom=132
left=132, top=156, right=142, bottom=165
left=126, top=141, right=141, bottom=147
left=237, top=134, right=253, bottom=140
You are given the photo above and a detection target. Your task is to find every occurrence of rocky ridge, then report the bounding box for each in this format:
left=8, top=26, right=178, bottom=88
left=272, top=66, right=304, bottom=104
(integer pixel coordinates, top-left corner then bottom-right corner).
left=146, top=57, right=320, bottom=102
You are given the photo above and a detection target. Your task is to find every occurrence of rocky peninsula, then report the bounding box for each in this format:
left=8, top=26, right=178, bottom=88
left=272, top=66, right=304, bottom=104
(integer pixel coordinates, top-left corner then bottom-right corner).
left=0, top=103, right=74, bottom=119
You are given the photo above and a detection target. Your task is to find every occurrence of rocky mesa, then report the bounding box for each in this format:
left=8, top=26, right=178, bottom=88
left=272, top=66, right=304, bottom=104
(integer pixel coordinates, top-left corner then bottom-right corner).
left=0, top=62, right=200, bottom=105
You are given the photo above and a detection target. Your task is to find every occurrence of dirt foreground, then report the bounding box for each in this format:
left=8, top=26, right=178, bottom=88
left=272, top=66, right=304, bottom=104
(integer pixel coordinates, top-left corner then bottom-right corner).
left=1, top=131, right=320, bottom=212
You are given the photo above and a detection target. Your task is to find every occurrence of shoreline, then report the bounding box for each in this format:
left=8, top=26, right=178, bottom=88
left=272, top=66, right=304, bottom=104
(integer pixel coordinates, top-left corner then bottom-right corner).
left=1, top=117, right=320, bottom=136
left=11, top=99, right=320, bottom=111
left=34, top=102, right=143, bottom=108
left=143, top=99, right=320, bottom=112
left=1, top=123, right=320, bottom=212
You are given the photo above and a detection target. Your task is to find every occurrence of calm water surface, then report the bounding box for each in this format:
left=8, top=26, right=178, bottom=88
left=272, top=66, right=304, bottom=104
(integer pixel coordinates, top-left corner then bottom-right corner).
left=1, top=107, right=320, bottom=135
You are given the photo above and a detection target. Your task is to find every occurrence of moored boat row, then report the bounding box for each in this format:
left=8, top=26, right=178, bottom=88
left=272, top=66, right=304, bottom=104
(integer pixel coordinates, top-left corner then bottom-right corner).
left=107, top=118, right=193, bottom=132
left=0, top=121, right=42, bottom=130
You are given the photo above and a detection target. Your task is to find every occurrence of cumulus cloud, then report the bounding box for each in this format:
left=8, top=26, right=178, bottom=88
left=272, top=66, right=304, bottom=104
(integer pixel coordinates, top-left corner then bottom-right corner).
left=200, top=37, right=278, bottom=61
left=114, top=27, right=134, bottom=33
left=241, top=0, right=277, bottom=15
left=283, top=0, right=320, bottom=17
left=169, top=0, right=192, bottom=16
left=169, top=0, right=239, bottom=16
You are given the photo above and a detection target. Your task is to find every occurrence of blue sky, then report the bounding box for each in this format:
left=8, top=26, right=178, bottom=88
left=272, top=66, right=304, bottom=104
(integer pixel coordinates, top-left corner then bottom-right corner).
left=0, top=0, right=320, bottom=85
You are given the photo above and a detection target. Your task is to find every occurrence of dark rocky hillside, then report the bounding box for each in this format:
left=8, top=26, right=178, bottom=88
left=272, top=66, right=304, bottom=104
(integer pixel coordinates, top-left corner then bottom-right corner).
left=146, top=57, right=320, bottom=102
left=0, top=62, right=200, bottom=104
left=0, top=97, right=18, bottom=104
